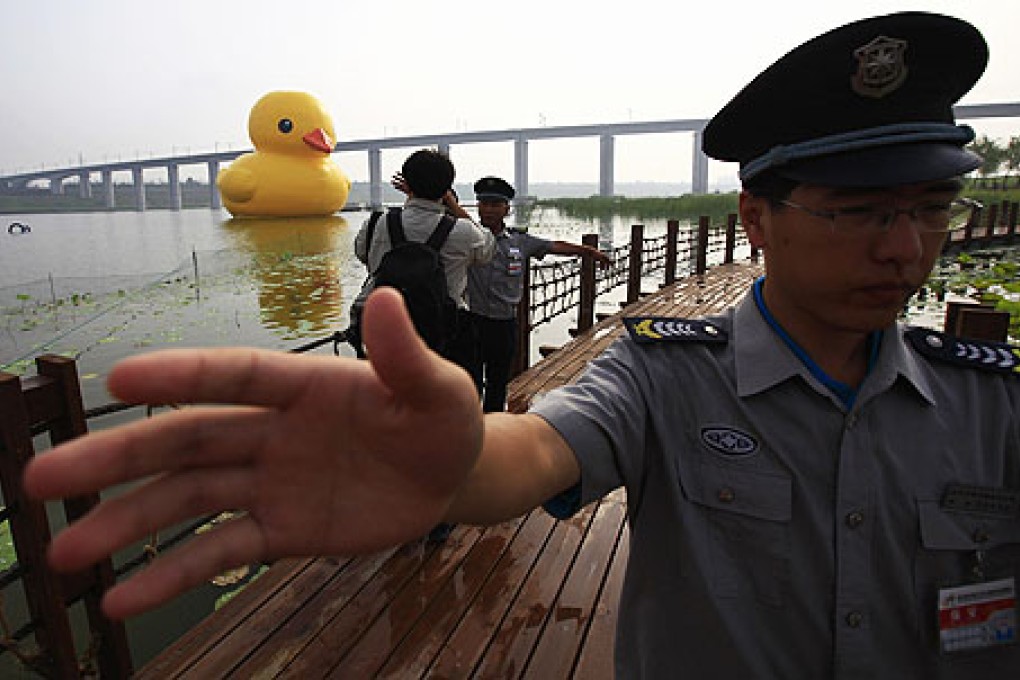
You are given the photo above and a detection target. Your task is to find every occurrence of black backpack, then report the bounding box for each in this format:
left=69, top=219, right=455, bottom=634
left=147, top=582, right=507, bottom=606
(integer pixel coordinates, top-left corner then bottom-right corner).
left=362, top=207, right=459, bottom=353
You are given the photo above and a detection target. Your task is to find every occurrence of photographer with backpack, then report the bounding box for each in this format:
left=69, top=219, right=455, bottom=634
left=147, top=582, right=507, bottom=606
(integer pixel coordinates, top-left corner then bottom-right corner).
left=349, top=149, right=494, bottom=370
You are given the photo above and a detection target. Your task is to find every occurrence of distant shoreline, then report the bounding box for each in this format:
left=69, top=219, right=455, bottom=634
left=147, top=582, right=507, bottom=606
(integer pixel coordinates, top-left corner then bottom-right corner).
left=0, top=181, right=727, bottom=215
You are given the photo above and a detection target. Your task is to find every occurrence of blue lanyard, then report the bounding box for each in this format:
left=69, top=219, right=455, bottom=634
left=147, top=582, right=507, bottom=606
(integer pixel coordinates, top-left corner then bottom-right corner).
left=752, top=277, right=881, bottom=410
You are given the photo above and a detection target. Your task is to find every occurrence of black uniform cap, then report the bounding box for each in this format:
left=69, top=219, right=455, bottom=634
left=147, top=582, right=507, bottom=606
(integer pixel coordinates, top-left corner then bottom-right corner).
left=702, top=12, right=988, bottom=187
left=474, top=176, right=515, bottom=202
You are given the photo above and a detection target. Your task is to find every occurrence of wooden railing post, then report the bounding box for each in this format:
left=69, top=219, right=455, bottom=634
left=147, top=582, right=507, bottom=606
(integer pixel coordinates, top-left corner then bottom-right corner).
left=38, top=356, right=133, bottom=679
left=963, top=205, right=980, bottom=246
left=986, top=203, right=999, bottom=239
left=0, top=371, right=82, bottom=679
left=626, top=224, right=643, bottom=305
left=954, top=307, right=1010, bottom=343
left=664, top=219, right=679, bottom=286
left=695, top=216, right=710, bottom=276
left=724, top=213, right=738, bottom=264
left=0, top=356, right=134, bottom=678
left=513, top=265, right=532, bottom=377
left=578, top=233, right=598, bottom=333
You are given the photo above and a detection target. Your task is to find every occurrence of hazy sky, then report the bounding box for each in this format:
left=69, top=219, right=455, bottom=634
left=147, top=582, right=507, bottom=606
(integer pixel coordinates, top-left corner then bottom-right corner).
left=2, top=1, right=1017, bottom=189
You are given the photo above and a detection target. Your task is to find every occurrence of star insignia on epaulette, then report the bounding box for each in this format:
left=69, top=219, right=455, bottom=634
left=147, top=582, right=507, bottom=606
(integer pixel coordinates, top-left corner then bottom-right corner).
left=904, top=327, right=1020, bottom=376
left=623, top=317, right=729, bottom=344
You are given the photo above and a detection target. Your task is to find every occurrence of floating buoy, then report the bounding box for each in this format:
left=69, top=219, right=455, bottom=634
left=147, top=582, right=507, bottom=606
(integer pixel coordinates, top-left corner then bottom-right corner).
left=8, top=222, right=30, bottom=234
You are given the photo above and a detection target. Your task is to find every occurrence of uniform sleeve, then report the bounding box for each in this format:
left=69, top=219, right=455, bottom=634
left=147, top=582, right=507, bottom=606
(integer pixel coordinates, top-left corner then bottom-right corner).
left=530, top=338, right=651, bottom=517
left=522, top=233, right=553, bottom=260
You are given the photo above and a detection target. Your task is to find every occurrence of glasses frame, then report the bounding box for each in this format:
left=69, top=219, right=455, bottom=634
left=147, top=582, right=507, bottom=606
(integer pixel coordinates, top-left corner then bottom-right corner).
left=778, top=197, right=983, bottom=234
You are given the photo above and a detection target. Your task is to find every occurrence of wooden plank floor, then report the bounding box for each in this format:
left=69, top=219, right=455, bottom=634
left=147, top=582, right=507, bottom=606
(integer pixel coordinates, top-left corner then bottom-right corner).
left=136, top=261, right=763, bottom=679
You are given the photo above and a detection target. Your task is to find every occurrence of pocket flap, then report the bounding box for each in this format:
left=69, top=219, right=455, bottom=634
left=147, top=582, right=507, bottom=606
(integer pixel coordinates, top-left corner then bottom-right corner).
left=918, top=499, right=1020, bottom=550
left=684, top=462, right=792, bottom=522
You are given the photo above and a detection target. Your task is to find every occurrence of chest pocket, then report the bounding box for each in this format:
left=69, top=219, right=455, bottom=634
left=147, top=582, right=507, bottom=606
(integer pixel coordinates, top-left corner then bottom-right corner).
left=914, top=500, right=1020, bottom=650
left=917, top=500, right=1020, bottom=579
left=681, top=462, right=793, bottom=607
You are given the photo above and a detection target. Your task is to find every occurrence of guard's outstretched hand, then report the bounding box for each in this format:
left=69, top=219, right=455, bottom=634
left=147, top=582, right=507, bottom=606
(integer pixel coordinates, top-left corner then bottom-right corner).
left=23, top=287, right=483, bottom=619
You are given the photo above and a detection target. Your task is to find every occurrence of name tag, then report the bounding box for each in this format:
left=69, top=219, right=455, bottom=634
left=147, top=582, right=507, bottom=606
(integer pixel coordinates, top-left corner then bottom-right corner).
left=938, top=577, right=1017, bottom=653
left=507, top=247, right=523, bottom=276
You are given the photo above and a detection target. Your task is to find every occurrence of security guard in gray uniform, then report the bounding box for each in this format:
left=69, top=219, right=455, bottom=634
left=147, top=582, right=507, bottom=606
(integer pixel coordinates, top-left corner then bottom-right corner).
left=467, top=176, right=611, bottom=412
left=23, top=10, right=1020, bottom=680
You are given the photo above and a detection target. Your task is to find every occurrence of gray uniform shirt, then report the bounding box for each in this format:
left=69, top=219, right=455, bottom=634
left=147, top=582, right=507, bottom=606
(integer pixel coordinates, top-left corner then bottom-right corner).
left=532, top=290, right=1020, bottom=679
left=354, top=198, right=495, bottom=309
left=467, top=228, right=551, bottom=320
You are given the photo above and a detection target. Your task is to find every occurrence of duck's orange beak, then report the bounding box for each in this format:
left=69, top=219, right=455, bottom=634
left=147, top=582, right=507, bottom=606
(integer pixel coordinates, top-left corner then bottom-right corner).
left=302, top=128, right=334, bottom=153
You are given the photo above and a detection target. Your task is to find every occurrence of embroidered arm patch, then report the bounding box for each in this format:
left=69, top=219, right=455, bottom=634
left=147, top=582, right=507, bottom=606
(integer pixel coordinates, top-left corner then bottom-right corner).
left=904, top=327, right=1020, bottom=376
left=623, top=317, right=729, bottom=344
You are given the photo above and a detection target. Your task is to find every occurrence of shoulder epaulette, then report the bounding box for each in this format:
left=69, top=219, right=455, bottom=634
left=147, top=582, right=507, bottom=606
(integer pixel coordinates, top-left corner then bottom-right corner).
left=904, top=327, right=1020, bottom=376
left=623, top=316, right=728, bottom=345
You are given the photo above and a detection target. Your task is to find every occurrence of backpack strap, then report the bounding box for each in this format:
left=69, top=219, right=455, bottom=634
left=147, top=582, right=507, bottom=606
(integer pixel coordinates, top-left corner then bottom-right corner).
left=385, top=207, right=407, bottom=247
left=427, top=214, right=457, bottom=250
left=364, top=209, right=384, bottom=263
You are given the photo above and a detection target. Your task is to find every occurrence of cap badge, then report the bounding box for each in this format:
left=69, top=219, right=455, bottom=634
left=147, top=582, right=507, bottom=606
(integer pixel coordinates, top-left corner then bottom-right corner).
left=852, top=35, right=908, bottom=98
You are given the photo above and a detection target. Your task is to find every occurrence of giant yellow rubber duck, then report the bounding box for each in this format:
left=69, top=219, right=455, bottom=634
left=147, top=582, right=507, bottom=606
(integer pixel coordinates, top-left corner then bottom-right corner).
left=217, top=91, right=351, bottom=217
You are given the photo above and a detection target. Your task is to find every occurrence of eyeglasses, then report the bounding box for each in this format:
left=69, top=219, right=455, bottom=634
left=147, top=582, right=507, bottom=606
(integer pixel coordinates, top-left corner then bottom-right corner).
left=779, top=197, right=982, bottom=234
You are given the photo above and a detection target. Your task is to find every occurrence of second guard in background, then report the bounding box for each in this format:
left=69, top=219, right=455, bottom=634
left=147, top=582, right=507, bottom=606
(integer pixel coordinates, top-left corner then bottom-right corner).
left=467, top=176, right=611, bottom=412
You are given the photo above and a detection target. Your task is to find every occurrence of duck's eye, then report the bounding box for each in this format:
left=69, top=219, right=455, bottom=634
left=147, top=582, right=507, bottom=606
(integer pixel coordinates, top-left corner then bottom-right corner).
left=277, top=119, right=294, bottom=133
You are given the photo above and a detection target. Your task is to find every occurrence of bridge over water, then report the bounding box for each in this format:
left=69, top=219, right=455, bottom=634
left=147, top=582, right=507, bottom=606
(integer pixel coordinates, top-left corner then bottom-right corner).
left=2, top=103, right=1019, bottom=211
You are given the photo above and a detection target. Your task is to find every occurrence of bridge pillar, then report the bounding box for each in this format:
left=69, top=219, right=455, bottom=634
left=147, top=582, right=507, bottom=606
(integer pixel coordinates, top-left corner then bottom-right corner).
left=514, top=136, right=529, bottom=203
left=49, top=177, right=63, bottom=195
left=369, top=146, right=383, bottom=209
left=208, top=161, right=221, bottom=210
left=78, top=171, right=91, bottom=199
left=131, top=167, right=145, bottom=211
left=599, top=134, right=614, bottom=197
left=102, top=170, right=115, bottom=209
left=691, top=129, right=709, bottom=194
left=168, top=164, right=181, bottom=211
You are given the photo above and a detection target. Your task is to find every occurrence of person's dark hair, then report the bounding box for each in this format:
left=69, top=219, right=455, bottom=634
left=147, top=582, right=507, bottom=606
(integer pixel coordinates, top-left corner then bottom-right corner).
left=742, top=171, right=798, bottom=206
left=401, top=149, right=455, bottom=201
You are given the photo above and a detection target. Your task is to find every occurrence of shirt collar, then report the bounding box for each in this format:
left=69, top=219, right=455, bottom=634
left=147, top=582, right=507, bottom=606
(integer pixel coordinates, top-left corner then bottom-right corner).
left=734, top=292, right=804, bottom=398
left=404, top=197, right=445, bottom=214
left=733, top=288, right=935, bottom=407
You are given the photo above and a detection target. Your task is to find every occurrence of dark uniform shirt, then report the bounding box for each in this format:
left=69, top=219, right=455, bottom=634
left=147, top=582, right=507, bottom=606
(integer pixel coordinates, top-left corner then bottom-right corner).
left=532, top=290, right=1020, bottom=679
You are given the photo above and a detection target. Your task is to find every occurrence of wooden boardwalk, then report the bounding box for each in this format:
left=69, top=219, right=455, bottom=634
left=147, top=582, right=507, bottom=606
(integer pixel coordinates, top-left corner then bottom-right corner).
left=136, top=261, right=764, bottom=679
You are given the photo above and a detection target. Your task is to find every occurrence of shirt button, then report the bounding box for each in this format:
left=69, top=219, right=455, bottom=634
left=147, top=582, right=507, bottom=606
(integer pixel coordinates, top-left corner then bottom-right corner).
left=845, top=611, right=864, bottom=628
left=845, top=511, right=865, bottom=528
left=845, top=413, right=858, bottom=429
left=717, top=487, right=736, bottom=503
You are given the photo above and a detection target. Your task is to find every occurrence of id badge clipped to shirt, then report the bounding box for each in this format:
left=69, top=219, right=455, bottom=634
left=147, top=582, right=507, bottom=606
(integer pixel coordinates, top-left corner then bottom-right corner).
left=938, top=578, right=1016, bottom=653
left=507, top=247, right=523, bottom=276
left=936, top=484, right=1019, bottom=654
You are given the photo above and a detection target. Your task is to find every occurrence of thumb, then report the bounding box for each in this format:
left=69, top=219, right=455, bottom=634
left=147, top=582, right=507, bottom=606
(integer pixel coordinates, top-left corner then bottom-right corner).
left=362, top=287, right=461, bottom=407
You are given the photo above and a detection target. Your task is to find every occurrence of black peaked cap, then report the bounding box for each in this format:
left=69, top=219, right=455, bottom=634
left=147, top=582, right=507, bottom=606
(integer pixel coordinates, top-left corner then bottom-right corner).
left=702, top=12, right=988, bottom=186
left=474, top=176, right=515, bottom=202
